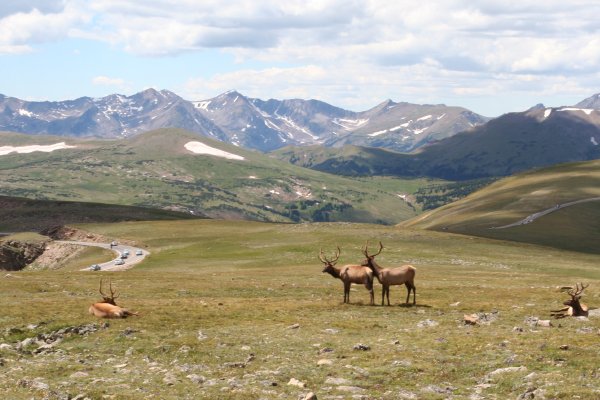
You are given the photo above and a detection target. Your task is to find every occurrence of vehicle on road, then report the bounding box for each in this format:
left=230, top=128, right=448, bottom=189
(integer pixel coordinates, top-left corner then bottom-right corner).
left=90, top=264, right=101, bottom=271
left=135, top=249, right=143, bottom=256
left=123, top=249, right=130, bottom=256
left=115, top=259, right=125, bottom=265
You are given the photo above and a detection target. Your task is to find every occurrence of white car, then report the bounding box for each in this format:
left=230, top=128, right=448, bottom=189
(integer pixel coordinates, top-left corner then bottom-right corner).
left=135, top=249, right=143, bottom=256
left=90, top=264, right=101, bottom=271
left=115, top=259, right=125, bottom=265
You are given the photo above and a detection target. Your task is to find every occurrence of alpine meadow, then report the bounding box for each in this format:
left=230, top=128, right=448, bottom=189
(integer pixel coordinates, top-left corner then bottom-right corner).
left=2, top=2, right=600, bottom=399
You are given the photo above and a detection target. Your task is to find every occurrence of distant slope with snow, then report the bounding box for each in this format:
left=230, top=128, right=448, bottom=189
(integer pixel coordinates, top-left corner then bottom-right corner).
left=0, top=128, right=422, bottom=225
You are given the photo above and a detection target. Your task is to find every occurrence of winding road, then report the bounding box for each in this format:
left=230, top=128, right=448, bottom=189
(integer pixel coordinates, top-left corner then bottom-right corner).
left=56, top=241, right=150, bottom=271
left=491, top=197, right=600, bottom=229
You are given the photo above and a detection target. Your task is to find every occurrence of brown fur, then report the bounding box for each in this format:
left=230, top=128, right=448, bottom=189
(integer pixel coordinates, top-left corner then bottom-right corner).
left=88, top=302, right=137, bottom=318
left=320, top=247, right=374, bottom=305
left=362, top=241, right=416, bottom=306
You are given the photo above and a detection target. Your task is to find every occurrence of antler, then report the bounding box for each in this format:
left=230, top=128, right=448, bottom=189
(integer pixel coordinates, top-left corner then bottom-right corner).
left=363, top=241, right=384, bottom=258
left=109, top=279, right=120, bottom=300
left=99, top=278, right=119, bottom=301
left=568, top=282, right=588, bottom=298
left=99, top=277, right=107, bottom=297
left=319, top=246, right=340, bottom=265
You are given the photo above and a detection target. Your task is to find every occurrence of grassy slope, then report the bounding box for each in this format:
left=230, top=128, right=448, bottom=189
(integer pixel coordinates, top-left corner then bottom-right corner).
left=0, top=129, right=427, bottom=224
left=402, top=160, right=600, bottom=254
left=1, top=220, right=599, bottom=399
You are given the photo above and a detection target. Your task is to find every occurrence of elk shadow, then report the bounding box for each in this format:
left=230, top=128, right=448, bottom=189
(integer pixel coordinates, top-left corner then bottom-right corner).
left=398, top=303, right=432, bottom=308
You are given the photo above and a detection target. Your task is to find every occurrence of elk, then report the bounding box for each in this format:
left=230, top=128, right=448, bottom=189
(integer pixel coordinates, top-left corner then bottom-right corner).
left=362, top=241, right=416, bottom=306
left=550, top=283, right=589, bottom=318
left=320, top=246, right=374, bottom=305
left=89, top=278, right=138, bottom=318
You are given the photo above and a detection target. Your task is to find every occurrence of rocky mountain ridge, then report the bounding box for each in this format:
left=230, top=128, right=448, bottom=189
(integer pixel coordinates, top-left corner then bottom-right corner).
left=1, top=89, right=489, bottom=152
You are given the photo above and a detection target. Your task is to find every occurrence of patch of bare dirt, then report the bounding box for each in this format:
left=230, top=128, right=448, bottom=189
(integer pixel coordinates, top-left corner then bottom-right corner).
left=40, top=226, right=111, bottom=243
left=27, top=242, right=88, bottom=271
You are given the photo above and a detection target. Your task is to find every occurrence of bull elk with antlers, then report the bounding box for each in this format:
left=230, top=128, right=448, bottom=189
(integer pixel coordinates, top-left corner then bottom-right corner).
left=362, top=241, right=416, bottom=306
left=550, top=283, right=589, bottom=318
left=320, top=246, right=375, bottom=305
left=89, top=278, right=138, bottom=318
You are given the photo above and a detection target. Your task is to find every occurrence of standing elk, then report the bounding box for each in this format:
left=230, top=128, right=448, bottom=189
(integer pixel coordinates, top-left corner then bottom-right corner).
left=550, top=283, right=589, bottom=318
left=320, top=246, right=375, bottom=305
left=89, top=278, right=138, bottom=318
left=362, top=241, right=416, bottom=306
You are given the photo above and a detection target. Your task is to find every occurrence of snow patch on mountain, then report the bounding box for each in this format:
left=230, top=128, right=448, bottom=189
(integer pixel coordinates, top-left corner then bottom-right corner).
left=543, top=109, right=552, bottom=119
left=184, top=141, right=245, bottom=160
left=558, top=107, right=594, bottom=115
left=332, top=118, right=369, bottom=130
left=417, top=115, right=432, bottom=121
left=0, top=142, right=76, bottom=156
left=18, top=109, right=35, bottom=118
left=368, top=129, right=388, bottom=137
left=592, top=137, right=599, bottom=146
left=194, top=101, right=211, bottom=110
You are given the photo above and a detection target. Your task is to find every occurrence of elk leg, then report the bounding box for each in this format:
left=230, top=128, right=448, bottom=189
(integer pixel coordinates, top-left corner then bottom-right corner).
left=366, top=280, right=374, bottom=306
left=386, top=286, right=390, bottom=306
left=344, top=281, right=350, bottom=304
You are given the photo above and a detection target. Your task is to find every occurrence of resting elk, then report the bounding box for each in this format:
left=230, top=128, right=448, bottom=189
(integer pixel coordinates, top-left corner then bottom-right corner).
left=362, top=241, right=416, bottom=306
left=89, top=278, right=138, bottom=318
left=550, top=283, right=589, bottom=318
left=320, top=246, right=374, bottom=305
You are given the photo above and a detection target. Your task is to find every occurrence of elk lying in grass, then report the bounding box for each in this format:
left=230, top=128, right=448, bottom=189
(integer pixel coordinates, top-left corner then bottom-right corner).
left=89, top=278, right=138, bottom=318
left=320, top=246, right=374, bottom=305
left=362, top=241, right=416, bottom=306
left=550, top=283, right=589, bottom=318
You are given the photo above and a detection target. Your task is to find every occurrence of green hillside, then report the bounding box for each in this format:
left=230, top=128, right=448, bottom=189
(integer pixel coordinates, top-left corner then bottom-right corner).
left=0, top=129, right=429, bottom=225
left=402, top=159, right=600, bottom=253
left=1, top=219, right=599, bottom=398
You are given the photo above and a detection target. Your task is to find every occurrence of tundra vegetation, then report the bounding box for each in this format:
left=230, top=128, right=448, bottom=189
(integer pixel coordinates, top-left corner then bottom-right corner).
left=1, top=219, right=599, bottom=399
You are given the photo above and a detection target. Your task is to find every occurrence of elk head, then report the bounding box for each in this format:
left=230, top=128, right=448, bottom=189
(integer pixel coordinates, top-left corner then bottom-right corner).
left=551, top=283, right=589, bottom=318
left=99, top=278, right=119, bottom=305
left=320, top=246, right=341, bottom=275
left=361, top=241, right=383, bottom=267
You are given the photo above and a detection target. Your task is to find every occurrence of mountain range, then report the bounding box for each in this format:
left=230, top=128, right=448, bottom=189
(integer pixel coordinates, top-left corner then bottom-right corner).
left=275, top=96, right=600, bottom=180
left=0, top=89, right=489, bottom=152
left=1, top=89, right=599, bottom=180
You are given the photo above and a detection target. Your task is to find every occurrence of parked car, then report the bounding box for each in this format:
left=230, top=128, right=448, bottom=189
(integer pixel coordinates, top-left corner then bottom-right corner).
left=115, top=259, right=125, bottom=265
left=123, top=249, right=130, bottom=256
left=90, top=264, right=101, bottom=271
left=110, top=241, right=118, bottom=247
left=135, top=249, right=143, bottom=256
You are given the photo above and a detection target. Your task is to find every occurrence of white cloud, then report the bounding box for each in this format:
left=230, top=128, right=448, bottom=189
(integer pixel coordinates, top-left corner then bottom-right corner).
left=2, top=0, right=600, bottom=115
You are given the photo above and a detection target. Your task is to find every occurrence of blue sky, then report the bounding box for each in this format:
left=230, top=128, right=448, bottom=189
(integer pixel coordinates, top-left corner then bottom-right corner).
left=2, top=0, right=600, bottom=116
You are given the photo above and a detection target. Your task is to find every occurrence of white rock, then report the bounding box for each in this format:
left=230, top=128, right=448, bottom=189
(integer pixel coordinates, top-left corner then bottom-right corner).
left=317, top=359, right=333, bottom=366
left=326, top=377, right=352, bottom=385
left=288, top=378, right=306, bottom=388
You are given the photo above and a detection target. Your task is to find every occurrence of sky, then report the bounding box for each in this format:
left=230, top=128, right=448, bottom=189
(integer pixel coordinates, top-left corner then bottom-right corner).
left=1, top=0, right=600, bottom=117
